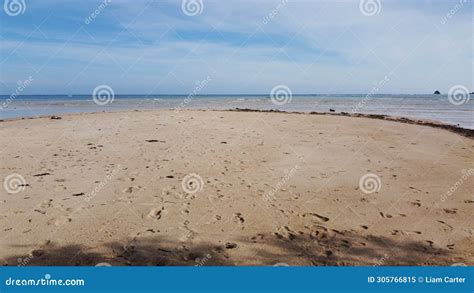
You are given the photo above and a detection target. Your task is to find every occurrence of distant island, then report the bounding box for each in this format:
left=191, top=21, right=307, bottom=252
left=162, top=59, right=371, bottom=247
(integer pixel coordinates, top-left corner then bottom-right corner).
left=433, top=90, right=440, bottom=95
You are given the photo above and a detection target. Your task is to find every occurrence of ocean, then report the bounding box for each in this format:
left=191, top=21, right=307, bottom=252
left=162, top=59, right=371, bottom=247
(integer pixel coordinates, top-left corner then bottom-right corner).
left=0, top=94, right=472, bottom=129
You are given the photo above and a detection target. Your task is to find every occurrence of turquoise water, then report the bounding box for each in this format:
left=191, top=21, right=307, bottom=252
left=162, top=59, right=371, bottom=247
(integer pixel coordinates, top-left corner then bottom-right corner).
left=0, top=94, right=472, bottom=129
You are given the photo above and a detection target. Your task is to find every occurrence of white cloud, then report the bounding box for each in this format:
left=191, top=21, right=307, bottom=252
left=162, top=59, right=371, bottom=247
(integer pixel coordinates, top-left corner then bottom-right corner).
left=1, top=0, right=472, bottom=94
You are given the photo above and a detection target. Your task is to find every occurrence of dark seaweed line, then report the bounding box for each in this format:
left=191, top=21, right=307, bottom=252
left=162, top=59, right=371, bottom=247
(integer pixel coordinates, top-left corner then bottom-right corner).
left=223, top=108, right=474, bottom=138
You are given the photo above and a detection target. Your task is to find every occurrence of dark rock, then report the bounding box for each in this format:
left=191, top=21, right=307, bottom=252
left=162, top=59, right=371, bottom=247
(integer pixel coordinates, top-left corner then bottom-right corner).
left=433, top=90, right=440, bottom=95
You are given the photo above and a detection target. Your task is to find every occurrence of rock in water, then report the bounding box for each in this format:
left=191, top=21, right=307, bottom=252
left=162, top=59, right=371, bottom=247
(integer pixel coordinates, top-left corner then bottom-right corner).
left=433, top=90, right=440, bottom=95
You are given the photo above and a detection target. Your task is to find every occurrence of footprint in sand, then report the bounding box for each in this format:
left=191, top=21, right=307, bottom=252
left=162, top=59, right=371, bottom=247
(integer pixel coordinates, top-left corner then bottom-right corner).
left=250, top=233, right=265, bottom=243
left=142, top=228, right=159, bottom=237
left=391, top=230, right=421, bottom=236
left=54, top=185, right=67, bottom=192
left=301, top=212, right=330, bottom=223
left=179, top=223, right=196, bottom=242
left=123, top=186, right=144, bottom=194
left=379, top=212, right=393, bottom=218
left=180, top=202, right=191, bottom=215
left=232, top=213, right=245, bottom=225
left=275, top=226, right=297, bottom=240
left=34, top=209, right=46, bottom=215
left=147, top=207, right=164, bottom=220
left=443, top=208, right=457, bottom=214
left=34, top=172, right=51, bottom=177
left=205, top=215, right=221, bottom=224
left=40, top=199, right=53, bottom=209
left=306, top=225, right=336, bottom=241
left=225, top=242, right=238, bottom=249
left=437, top=220, right=453, bottom=232
left=47, top=216, right=72, bottom=226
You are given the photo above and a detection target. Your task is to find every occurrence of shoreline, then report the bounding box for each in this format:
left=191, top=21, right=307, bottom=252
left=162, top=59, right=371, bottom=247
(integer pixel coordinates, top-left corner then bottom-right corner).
left=2, top=108, right=473, bottom=138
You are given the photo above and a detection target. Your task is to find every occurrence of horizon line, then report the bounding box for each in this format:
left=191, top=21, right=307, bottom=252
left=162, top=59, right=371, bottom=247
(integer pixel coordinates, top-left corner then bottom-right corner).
left=1, top=93, right=452, bottom=96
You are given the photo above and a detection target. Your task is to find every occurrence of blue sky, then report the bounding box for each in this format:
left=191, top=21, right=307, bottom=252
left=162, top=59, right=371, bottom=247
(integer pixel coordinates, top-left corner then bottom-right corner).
left=0, top=0, right=472, bottom=94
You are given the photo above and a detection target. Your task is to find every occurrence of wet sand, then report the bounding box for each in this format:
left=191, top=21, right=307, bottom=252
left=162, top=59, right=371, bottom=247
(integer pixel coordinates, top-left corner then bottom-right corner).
left=0, top=109, right=473, bottom=266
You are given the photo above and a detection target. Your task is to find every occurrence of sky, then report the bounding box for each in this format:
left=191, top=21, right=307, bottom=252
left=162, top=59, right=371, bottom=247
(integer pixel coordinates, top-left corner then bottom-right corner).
left=0, top=0, right=472, bottom=95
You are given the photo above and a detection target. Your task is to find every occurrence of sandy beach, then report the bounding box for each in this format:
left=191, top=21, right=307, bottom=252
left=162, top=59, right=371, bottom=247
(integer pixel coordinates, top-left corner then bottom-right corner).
left=0, top=110, right=472, bottom=266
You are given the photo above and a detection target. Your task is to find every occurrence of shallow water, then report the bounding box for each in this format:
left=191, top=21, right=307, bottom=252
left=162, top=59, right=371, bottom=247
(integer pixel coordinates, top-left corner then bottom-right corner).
left=1, top=94, right=472, bottom=129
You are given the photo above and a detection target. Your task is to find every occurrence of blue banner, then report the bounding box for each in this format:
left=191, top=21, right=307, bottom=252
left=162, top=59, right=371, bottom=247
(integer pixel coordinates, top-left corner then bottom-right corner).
left=0, top=266, right=472, bottom=292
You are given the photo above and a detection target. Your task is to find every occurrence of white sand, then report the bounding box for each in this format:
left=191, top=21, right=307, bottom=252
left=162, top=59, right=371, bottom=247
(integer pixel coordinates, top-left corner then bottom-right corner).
left=0, top=110, right=472, bottom=266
